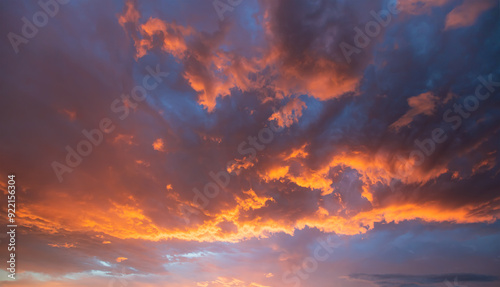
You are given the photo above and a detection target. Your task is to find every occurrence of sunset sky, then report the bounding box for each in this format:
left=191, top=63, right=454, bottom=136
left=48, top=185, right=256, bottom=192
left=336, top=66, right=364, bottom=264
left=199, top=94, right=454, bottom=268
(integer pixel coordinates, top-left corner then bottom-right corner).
left=1, top=0, right=500, bottom=286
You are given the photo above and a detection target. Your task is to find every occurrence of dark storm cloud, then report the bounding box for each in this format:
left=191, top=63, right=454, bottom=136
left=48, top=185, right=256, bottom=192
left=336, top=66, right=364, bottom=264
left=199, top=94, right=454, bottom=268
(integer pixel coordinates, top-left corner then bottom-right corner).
left=346, top=273, right=499, bottom=287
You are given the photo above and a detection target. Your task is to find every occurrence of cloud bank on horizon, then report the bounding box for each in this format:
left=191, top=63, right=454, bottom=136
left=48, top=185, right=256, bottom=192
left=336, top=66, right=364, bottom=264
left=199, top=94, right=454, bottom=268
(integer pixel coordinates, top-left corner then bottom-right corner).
left=0, top=0, right=499, bottom=286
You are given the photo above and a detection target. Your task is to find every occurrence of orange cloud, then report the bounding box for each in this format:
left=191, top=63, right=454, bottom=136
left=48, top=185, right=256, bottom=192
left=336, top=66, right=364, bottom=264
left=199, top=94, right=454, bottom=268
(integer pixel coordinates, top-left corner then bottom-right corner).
left=137, top=17, right=194, bottom=59
left=261, top=166, right=289, bottom=182
left=282, top=144, right=309, bottom=161
left=286, top=165, right=334, bottom=196
left=48, top=243, right=76, bottom=248
left=268, top=98, right=306, bottom=128
left=114, top=134, right=136, bottom=145
left=397, top=0, right=452, bottom=14
left=16, top=181, right=498, bottom=245
left=118, top=0, right=140, bottom=28
left=262, top=148, right=450, bottom=201
left=116, top=257, right=128, bottom=262
left=153, top=138, right=165, bottom=151
left=445, top=0, right=496, bottom=30
left=236, top=189, right=275, bottom=212
left=472, top=152, right=497, bottom=175
left=272, top=57, right=361, bottom=102
left=197, top=277, right=270, bottom=287
left=300, top=201, right=499, bottom=236
left=227, top=157, right=255, bottom=175
left=117, top=1, right=363, bottom=112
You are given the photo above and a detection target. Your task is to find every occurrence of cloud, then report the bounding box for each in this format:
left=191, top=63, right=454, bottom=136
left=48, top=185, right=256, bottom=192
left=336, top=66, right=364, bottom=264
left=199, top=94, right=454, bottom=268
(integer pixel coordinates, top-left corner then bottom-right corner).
left=153, top=138, right=166, bottom=151
left=346, top=273, right=499, bottom=287
left=268, top=98, right=306, bottom=128
left=397, top=0, right=453, bottom=15
left=390, top=92, right=439, bottom=131
left=196, top=277, right=270, bottom=287
left=117, top=0, right=381, bottom=111
left=1, top=0, right=500, bottom=286
left=445, top=0, right=496, bottom=30
left=136, top=17, right=194, bottom=59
